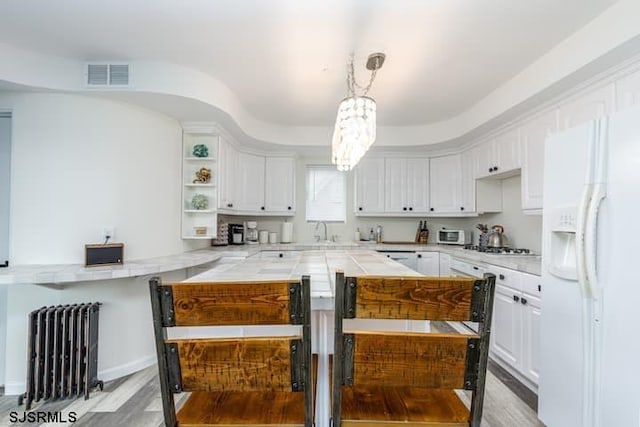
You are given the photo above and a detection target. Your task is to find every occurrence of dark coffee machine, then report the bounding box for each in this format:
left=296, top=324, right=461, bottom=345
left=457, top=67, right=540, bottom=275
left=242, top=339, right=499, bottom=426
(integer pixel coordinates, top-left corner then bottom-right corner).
left=229, top=224, right=245, bottom=245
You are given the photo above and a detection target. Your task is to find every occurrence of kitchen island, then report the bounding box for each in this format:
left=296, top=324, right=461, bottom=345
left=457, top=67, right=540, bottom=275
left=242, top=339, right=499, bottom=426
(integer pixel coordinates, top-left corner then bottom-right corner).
left=182, top=250, right=426, bottom=427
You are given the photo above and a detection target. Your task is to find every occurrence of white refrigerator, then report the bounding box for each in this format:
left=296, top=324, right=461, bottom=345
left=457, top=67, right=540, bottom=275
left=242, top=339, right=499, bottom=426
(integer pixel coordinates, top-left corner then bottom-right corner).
left=539, top=104, right=640, bottom=427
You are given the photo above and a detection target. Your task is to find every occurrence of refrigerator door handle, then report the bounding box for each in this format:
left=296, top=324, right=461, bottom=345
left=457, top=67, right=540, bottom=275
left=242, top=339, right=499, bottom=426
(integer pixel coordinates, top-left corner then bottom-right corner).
left=585, top=183, right=606, bottom=299
left=575, top=183, right=593, bottom=298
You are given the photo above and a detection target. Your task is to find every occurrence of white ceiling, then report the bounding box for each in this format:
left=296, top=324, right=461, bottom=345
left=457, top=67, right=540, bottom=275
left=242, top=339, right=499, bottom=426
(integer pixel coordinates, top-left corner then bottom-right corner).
left=0, top=0, right=619, bottom=128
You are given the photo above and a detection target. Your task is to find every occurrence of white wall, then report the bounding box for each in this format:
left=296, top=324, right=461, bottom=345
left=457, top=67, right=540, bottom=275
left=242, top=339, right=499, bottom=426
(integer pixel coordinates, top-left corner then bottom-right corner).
left=477, top=175, right=543, bottom=252
left=0, top=116, right=10, bottom=264
left=0, top=93, right=209, bottom=265
left=3, top=269, right=187, bottom=395
left=222, top=156, right=542, bottom=251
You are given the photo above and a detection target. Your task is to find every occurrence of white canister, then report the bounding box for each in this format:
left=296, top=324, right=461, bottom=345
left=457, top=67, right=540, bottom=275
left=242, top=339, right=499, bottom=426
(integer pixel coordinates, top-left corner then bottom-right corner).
left=258, top=230, right=269, bottom=244
left=269, top=232, right=278, bottom=244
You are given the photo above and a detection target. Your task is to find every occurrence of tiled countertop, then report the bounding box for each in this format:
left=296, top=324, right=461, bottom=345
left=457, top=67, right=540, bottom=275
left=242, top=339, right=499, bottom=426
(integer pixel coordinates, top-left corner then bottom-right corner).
left=211, top=242, right=542, bottom=275
left=0, top=242, right=541, bottom=285
left=185, top=250, right=422, bottom=309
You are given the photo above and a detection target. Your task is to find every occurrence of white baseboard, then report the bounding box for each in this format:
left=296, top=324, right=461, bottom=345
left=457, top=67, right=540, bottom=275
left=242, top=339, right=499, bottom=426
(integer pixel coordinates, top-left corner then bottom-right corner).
left=98, top=354, right=157, bottom=382
left=3, top=354, right=157, bottom=396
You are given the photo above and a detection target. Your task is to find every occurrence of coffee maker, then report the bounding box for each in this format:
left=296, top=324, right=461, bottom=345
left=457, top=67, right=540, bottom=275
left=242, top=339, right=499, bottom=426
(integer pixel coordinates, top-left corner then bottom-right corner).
left=246, top=221, right=259, bottom=244
left=229, top=224, right=245, bottom=245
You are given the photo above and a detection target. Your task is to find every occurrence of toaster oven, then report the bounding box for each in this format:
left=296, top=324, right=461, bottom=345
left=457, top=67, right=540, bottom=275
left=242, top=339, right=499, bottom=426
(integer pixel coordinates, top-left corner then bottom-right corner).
left=436, top=229, right=471, bottom=245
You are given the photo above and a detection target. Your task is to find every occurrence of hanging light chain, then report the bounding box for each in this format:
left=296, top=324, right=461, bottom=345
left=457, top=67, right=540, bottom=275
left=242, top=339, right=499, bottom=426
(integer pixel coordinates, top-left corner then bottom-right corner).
left=346, top=55, right=380, bottom=97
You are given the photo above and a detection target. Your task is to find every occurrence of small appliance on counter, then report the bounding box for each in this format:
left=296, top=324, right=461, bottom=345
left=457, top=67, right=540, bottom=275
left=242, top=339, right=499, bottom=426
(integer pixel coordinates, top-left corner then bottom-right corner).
left=246, top=221, right=259, bottom=244
left=436, top=228, right=470, bottom=245
left=258, top=230, right=269, bottom=244
left=229, top=223, right=245, bottom=245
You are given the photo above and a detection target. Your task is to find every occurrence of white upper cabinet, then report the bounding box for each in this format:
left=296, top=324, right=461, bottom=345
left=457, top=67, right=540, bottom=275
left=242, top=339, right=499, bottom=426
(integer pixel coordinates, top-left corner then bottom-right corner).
left=384, top=158, right=430, bottom=214
left=474, top=141, right=494, bottom=179
left=475, top=129, right=520, bottom=178
left=218, top=137, right=238, bottom=210
left=384, top=158, right=407, bottom=213
left=558, top=83, right=615, bottom=130
left=406, top=158, right=430, bottom=213
left=460, top=150, right=476, bottom=213
left=264, top=157, right=295, bottom=214
left=235, top=152, right=265, bottom=212
left=520, top=110, right=557, bottom=211
left=429, top=154, right=461, bottom=214
left=494, top=128, right=521, bottom=173
left=615, top=68, right=640, bottom=111
left=355, top=157, right=385, bottom=214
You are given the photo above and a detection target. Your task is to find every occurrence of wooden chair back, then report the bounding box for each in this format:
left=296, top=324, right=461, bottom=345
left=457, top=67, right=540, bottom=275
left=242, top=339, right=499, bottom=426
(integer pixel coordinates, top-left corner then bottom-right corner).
left=332, top=273, right=496, bottom=427
left=150, top=276, right=313, bottom=427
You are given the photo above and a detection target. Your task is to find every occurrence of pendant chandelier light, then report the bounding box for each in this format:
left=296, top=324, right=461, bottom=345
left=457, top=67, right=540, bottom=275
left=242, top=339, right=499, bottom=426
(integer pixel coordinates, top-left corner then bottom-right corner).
left=332, top=52, right=386, bottom=171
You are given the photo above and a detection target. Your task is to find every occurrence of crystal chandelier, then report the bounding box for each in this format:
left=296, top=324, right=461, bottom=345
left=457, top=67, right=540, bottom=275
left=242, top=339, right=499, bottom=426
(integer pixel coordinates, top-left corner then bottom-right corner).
left=332, top=53, right=386, bottom=171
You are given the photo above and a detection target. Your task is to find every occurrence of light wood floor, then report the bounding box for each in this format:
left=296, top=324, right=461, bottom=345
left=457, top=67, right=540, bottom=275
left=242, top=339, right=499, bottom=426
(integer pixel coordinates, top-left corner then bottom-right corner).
left=0, top=362, right=543, bottom=427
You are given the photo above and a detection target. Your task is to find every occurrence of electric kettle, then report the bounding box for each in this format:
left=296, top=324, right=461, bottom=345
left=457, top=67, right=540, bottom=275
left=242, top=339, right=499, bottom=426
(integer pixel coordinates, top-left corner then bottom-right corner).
left=487, top=225, right=508, bottom=248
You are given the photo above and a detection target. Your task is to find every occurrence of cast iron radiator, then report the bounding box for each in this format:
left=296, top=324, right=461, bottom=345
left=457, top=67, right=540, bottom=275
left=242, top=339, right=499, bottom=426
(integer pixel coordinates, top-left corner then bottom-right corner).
left=18, top=302, right=104, bottom=409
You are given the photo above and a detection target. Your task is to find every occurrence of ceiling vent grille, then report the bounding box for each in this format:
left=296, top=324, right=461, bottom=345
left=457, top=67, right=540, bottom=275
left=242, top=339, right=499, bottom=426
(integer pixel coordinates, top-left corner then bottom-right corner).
left=86, top=63, right=130, bottom=87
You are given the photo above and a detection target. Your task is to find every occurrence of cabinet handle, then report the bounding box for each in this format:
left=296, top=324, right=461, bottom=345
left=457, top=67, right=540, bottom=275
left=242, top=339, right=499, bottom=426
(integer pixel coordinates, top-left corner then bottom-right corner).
left=473, top=266, right=479, bottom=270
left=261, top=206, right=265, bottom=210
left=521, top=297, right=528, bottom=305
left=403, top=207, right=407, bottom=211
left=287, top=206, right=292, bottom=210
left=513, top=295, right=520, bottom=302
left=409, top=207, right=413, bottom=211
left=279, top=253, right=284, bottom=258
left=499, top=274, right=505, bottom=280
left=494, top=166, right=499, bottom=172
left=417, top=254, right=422, bottom=258
left=430, top=207, right=434, bottom=212
left=358, top=207, right=363, bottom=211
left=460, top=207, right=464, bottom=211
left=489, top=167, right=493, bottom=173
left=227, top=203, right=233, bottom=208
left=538, top=284, right=541, bottom=292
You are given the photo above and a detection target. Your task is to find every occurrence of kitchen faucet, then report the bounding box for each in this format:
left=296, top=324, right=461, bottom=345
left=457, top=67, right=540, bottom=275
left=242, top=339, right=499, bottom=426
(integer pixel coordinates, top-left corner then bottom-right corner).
left=315, top=221, right=328, bottom=242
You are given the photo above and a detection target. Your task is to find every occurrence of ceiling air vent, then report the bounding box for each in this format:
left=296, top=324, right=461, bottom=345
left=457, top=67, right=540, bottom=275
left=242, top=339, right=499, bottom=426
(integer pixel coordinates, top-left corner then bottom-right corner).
left=86, top=63, right=130, bottom=87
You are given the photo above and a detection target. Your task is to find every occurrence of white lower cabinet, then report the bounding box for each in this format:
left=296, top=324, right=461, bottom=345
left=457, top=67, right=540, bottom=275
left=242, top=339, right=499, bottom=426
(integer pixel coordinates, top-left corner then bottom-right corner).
left=486, top=265, right=541, bottom=388
left=439, top=254, right=451, bottom=276
left=416, top=252, right=439, bottom=276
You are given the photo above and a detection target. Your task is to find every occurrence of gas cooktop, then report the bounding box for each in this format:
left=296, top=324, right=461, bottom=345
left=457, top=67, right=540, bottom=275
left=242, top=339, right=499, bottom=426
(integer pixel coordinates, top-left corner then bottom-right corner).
left=463, top=245, right=536, bottom=255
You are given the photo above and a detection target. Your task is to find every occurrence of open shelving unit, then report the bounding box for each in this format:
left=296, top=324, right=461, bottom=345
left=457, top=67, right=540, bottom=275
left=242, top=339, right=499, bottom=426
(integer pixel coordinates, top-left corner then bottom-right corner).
left=181, top=131, right=218, bottom=240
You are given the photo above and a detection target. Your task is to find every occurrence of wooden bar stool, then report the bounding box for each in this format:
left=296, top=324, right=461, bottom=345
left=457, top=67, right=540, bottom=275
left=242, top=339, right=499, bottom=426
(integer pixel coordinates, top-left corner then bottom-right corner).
left=331, top=273, right=496, bottom=427
left=149, top=276, right=316, bottom=427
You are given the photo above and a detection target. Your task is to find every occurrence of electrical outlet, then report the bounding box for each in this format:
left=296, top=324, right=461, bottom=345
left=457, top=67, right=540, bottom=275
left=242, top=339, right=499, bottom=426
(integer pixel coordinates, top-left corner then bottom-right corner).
left=103, top=226, right=115, bottom=241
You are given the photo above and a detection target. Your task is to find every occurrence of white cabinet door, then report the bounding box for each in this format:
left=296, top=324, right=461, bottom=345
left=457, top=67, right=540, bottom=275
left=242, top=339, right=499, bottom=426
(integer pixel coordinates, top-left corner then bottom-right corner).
left=384, top=158, right=407, bottom=213
left=406, top=158, right=430, bottom=213
left=494, top=128, right=520, bottom=173
left=218, top=138, right=238, bottom=210
left=616, top=68, right=640, bottom=111
left=474, top=141, right=494, bottom=179
left=265, top=157, right=295, bottom=213
left=355, top=158, right=385, bottom=214
left=491, top=284, right=521, bottom=368
left=521, top=292, right=541, bottom=384
left=460, top=150, right=475, bottom=213
left=521, top=110, right=557, bottom=211
left=236, top=152, right=265, bottom=211
left=558, top=83, right=615, bottom=130
left=416, top=252, right=439, bottom=276
left=439, top=253, right=451, bottom=276
left=429, top=154, right=461, bottom=214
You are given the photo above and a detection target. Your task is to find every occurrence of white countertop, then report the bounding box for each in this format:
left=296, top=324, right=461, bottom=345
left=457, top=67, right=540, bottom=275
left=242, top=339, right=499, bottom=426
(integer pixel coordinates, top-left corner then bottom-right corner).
left=0, top=242, right=541, bottom=285
left=185, top=250, right=422, bottom=309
